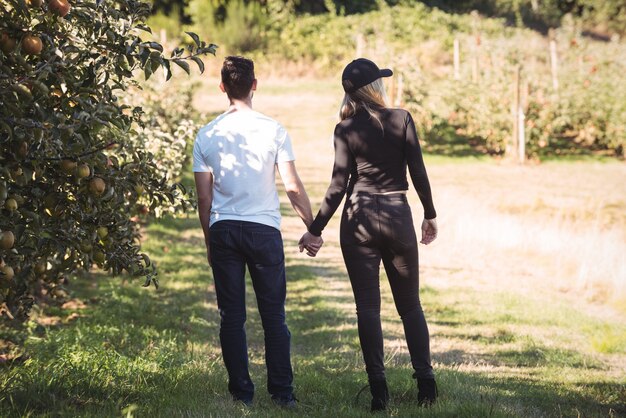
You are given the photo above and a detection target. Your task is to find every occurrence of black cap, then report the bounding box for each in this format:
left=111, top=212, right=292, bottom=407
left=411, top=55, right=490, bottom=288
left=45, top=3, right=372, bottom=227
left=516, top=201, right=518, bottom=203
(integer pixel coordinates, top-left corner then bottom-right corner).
left=341, top=58, right=393, bottom=93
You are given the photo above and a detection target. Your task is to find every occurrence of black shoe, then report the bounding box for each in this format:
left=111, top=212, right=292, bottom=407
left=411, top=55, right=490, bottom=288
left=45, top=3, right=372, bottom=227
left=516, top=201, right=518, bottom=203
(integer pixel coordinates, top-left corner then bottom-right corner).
left=272, top=394, right=297, bottom=408
left=369, top=379, right=389, bottom=412
left=416, top=378, right=438, bottom=407
left=233, top=397, right=253, bottom=407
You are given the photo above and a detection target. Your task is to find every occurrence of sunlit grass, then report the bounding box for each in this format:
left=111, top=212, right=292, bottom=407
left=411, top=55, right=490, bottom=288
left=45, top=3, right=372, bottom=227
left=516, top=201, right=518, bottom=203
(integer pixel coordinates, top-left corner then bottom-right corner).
left=3, top=204, right=623, bottom=416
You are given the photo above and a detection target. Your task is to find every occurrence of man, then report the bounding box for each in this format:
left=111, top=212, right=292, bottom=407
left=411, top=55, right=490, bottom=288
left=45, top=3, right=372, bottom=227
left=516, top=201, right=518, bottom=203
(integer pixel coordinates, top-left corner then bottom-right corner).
left=193, top=56, right=323, bottom=407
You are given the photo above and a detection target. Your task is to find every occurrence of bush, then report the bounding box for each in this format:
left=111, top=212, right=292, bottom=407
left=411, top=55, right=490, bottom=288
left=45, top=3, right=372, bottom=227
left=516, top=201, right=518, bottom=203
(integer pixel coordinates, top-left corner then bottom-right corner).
left=271, top=3, right=510, bottom=72
left=124, top=79, right=200, bottom=194
left=0, top=0, right=216, bottom=319
left=403, top=29, right=626, bottom=158
left=416, top=0, right=625, bottom=34
left=146, top=6, right=185, bottom=41
left=186, top=0, right=267, bottom=54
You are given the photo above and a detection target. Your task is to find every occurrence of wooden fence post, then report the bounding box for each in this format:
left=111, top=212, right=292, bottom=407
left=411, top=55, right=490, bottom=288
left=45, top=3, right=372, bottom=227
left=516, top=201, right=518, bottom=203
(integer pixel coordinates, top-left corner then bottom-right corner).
left=508, top=65, right=525, bottom=162
left=453, top=37, right=460, bottom=80
left=355, top=33, right=364, bottom=58
left=388, top=71, right=396, bottom=108
left=517, top=66, right=527, bottom=163
left=471, top=11, right=480, bottom=83
left=513, top=65, right=520, bottom=160
left=549, top=29, right=559, bottom=92
left=395, top=73, right=404, bottom=107
left=472, top=42, right=479, bottom=82
left=531, top=0, right=539, bottom=12
left=518, top=102, right=526, bottom=164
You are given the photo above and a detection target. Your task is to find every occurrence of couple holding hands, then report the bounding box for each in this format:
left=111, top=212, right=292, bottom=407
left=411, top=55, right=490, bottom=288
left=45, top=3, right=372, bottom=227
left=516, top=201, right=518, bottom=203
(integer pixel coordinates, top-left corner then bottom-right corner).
left=193, top=55, right=438, bottom=412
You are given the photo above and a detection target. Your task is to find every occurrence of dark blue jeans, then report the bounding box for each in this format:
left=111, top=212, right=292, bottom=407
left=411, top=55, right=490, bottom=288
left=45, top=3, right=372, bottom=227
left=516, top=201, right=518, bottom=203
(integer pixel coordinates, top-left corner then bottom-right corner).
left=209, top=220, right=293, bottom=403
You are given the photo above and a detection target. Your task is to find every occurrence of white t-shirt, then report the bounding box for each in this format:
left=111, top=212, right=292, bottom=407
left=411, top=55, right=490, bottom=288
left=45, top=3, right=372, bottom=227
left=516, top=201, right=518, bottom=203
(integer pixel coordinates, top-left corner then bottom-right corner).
left=192, top=109, right=295, bottom=230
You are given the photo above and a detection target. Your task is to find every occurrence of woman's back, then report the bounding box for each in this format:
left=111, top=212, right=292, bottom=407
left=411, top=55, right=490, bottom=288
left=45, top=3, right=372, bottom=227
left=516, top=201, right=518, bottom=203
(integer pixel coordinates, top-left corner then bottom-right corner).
left=337, top=107, right=412, bottom=193
left=309, top=105, right=435, bottom=236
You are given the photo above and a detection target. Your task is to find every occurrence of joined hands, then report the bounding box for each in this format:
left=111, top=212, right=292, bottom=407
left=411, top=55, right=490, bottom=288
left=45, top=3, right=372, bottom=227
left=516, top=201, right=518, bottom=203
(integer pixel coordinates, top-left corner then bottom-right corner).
left=298, top=232, right=324, bottom=257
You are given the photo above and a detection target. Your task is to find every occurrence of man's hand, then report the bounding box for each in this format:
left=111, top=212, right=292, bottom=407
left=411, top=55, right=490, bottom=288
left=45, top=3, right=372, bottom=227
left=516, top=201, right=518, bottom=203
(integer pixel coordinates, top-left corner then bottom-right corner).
left=420, top=218, right=438, bottom=245
left=206, top=245, right=212, bottom=266
left=298, top=232, right=324, bottom=257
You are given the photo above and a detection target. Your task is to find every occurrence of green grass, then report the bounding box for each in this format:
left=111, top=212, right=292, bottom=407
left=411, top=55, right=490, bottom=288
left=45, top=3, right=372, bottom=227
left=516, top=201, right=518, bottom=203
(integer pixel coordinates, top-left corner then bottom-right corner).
left=1, top=205, right=624, bottom=417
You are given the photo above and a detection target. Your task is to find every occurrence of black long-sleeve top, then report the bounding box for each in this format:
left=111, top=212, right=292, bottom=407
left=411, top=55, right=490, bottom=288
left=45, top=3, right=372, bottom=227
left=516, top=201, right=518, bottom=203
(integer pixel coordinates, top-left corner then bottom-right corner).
left=308, top=107, right=436, bottom=237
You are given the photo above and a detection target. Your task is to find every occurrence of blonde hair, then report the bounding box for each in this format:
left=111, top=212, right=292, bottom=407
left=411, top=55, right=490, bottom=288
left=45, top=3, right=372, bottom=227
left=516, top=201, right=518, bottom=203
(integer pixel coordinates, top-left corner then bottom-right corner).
left=339, top=78, right=388, bottom=127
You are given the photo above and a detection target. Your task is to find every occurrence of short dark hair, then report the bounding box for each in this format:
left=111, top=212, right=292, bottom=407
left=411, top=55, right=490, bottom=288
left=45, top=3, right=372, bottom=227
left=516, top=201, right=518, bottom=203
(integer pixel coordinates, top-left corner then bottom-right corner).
left=221, top=56, right=255, bottom=100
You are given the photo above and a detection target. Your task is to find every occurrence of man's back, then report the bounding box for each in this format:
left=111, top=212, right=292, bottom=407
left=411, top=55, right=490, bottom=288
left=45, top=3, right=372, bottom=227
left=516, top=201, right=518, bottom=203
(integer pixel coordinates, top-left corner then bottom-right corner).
left=193, top=55, right=319, bottom=407
left=193, top=109, right=294, bottom=230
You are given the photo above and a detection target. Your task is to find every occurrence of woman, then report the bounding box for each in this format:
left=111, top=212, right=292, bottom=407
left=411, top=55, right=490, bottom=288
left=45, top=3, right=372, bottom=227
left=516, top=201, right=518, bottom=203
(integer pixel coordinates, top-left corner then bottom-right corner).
left=299, top=58, right=438, bottom=411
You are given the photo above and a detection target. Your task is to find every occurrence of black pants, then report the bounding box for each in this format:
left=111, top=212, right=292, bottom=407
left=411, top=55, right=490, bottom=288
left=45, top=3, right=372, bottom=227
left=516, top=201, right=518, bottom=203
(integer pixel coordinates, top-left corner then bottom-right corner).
left=210, top=220, right=294, bottom=403
left=340, top=192, right=434, bottom=381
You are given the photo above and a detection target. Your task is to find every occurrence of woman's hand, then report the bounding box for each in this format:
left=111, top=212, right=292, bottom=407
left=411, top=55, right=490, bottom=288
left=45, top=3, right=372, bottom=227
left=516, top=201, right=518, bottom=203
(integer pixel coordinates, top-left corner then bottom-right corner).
left=420, top=218, right=438, bottom=245
left=298, top=232, right=324, bottom=257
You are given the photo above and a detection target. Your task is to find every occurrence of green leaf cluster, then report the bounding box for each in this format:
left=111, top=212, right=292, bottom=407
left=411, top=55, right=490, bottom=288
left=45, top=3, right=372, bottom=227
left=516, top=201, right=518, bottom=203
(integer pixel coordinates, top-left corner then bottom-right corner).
left=0, top=0, right=216, bottom=319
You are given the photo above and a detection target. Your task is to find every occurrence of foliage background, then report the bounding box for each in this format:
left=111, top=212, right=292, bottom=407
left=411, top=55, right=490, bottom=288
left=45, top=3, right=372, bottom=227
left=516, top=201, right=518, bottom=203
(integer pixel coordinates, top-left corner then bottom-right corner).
left=147, top=0, right=625, bottom=159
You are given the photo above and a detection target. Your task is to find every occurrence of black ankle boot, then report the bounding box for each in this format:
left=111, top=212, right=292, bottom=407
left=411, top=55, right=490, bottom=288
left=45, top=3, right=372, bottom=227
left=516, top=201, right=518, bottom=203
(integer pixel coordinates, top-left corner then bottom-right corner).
left=417, top=378, right=438, bottom=406
left=369, top=379, right=389, bottom=412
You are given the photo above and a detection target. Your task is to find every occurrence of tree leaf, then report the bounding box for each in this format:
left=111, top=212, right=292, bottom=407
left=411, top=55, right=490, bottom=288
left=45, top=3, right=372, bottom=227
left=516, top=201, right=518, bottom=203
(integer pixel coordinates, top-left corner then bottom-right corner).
left=170, top=47, right=184, bottom=58
left=161, top=59, right=172, bottom=81
left=190, top=56, right=205, bottom=74
left=149, top=52, right=162, bottom=73
left=147, top=42, right=163, bottom=52
left=144, top=60, right=153, bottom=80
left=202, top=44, right=219, bottom=56
left=185, top=31, right=201, bottom=47
left=173, top=59, right=190, bottom=75
left=135, top=24, right=152, bottom=33
left=0, top=121, right=13, bottom=140
left=140, top=253, right=151, bottom=267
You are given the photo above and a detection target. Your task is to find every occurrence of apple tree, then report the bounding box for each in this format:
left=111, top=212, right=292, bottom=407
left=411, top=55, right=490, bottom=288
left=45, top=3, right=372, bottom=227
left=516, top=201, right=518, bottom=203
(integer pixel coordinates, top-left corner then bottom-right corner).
left=0, top=0, right=216, bottom=319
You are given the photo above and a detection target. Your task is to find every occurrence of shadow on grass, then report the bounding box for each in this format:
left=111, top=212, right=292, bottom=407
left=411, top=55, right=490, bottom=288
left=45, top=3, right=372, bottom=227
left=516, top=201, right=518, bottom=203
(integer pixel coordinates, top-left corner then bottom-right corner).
left=284, top=264, right=359, bottom=355
left=494, top=343, right=605, bottom=369
left=388, top=365, right=626, bottom=417
left=2, top=209, right=624, bottom=416
left=466, top=369, right=623, bottom=416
